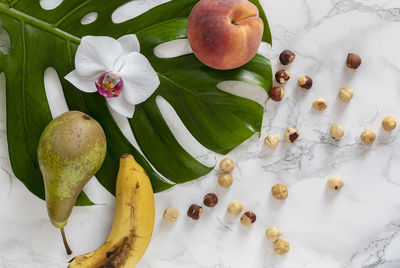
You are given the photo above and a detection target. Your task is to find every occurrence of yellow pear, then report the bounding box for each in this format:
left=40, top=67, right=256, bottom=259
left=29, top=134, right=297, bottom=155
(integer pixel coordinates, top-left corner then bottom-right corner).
left=37, top=111, right=106, bottom=254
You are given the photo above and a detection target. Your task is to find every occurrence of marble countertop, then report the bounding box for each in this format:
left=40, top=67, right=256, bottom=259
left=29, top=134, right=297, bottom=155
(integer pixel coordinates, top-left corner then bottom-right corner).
left=1, top=0, right=400, bottom=267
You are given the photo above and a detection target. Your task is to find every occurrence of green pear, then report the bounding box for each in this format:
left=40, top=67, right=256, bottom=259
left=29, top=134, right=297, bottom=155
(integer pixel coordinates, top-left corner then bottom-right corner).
left=37, top=111, right=106, bottom=254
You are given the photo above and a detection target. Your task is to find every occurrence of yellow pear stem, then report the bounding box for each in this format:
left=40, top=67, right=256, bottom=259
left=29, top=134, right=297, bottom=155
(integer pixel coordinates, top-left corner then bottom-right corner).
left=60, top=227, right=72, bottom=255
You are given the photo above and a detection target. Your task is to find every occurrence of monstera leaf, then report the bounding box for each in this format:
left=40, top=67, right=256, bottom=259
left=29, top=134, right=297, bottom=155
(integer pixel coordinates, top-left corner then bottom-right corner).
left=0, top=0, right=272, bottom=205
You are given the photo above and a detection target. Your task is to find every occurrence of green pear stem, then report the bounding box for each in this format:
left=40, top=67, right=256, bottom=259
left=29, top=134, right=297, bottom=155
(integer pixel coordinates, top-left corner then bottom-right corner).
left=60, top=227, right=72, bottom=255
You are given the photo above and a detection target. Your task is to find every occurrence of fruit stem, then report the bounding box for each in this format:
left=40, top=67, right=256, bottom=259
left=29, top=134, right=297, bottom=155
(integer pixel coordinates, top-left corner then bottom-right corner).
left=60, top=227, right=72, bottom=255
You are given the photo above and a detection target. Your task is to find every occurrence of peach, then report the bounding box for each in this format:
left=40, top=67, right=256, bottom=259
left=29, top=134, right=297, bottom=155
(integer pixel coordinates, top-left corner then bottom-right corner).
left=187, top=0, right=264, bottom=70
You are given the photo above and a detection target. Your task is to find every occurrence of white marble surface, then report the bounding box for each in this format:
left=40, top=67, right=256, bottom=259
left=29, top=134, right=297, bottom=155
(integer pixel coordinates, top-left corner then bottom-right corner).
left=1, top=0, right=400, bottom=267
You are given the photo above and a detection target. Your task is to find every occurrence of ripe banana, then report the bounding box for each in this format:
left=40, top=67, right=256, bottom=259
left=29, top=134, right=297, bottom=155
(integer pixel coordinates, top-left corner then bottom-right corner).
left=69, top=154, right=155, bottom=268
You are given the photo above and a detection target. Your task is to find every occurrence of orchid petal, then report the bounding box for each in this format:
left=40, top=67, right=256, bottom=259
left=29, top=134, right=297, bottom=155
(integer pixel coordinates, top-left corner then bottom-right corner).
left=75, top=36, right=122, bottom=76
left=117, top=34, right=140, bottom=53
left=64, top=70, right=99, bottom=93
left=106, top=94, right=135, bottom=118
left=119, top=52, right=160, bottom=105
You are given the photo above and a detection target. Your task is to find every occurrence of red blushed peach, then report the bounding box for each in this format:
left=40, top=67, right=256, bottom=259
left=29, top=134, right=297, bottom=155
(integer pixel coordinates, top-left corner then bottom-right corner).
left=187, top=0, right=264, bottom=70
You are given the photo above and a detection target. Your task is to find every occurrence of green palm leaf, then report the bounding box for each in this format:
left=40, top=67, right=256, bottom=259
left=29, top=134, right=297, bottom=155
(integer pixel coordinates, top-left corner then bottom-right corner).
left=1, top=0, right=272, bottom=205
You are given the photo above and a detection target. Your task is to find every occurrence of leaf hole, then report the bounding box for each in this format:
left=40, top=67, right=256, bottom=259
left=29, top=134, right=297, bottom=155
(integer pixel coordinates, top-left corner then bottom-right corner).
left=81, top=12, right=98, bottom=25
left=154, top=39, right=193, bottom=59
left=44, top=67, right=69, bottom=118
left=0, top=28, right=10, bottom=55
left=217, top=81, right=268, bottom=104
left=108, top=107, right=173, bottom=184
left=40, top=0, right=63, bottom=10
left=112, top=0, right=169, bottom=24
left=155, top=96, right=214, bottom=166
left=0, top=73, right=6, bottom=123
left=0, top=73, right=12, bottom=192
left=82, top=174, right=115, bottom=205
left=257, top=42, right=273, bottom=58
left=109, top=108, right=141, bottom=150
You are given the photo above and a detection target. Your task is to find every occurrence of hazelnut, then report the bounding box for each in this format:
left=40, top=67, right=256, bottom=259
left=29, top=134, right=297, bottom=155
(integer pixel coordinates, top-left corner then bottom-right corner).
left=274, top=238, right=290, bottom=255
left=271, top=183, right=288, bottom=200
left=361, top=129, right=376, bottom=145
left=163, top=207, right=180, bottom=223
left=330, top=124, right=344, bottom=140
left=382, top=116, right=396, bottom=131
left=187, top=204, right=202, bottom=220
left=203, top=193, right=218, bottom=207
left=227, top=201, right=243, bottom=216
left=264, top=135, right=279, bottom=150
left=240, top=211, right=256, bottom=226
left=284, top=128, right=300, bottom=143
left=327, top=177, right=344, bottom=191
left=279, top=50, right=295, bottom=65
left=312, top=99, right=328, bottom=111
left=219, top=158, right=235, bottom=173
left=218, top=173, right=233, bottom=188
left=346, top=53, right=362, bottom=69
left=269, top=87, right=285, bottom=102
left=275, top=69, right=290, bottom=84
left=297, top=75, right=313, bottom=90
left=265, top=226, right=282, bottom=242
left=339, top=87, right=354, bottom=103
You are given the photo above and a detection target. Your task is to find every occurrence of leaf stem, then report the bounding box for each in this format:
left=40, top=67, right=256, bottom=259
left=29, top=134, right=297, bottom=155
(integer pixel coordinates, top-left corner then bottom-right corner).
left=60, top=227, right=72, bottom=255
left=0, top=2, right=80, bottom=44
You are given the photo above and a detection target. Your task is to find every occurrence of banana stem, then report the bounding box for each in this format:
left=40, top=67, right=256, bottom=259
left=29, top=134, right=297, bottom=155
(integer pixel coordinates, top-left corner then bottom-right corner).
left=60, top=227, right=72, bottom=255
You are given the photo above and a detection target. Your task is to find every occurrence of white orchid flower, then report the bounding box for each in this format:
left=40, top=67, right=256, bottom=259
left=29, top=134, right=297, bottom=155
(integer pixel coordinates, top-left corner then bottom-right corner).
left=65, top=34, right=159, bottom=118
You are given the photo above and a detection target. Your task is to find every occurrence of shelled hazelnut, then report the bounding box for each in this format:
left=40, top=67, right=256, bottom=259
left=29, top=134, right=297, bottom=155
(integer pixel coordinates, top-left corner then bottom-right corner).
left=275, top=69, right=290, bottom=84
left=264, top=135, right=279, bottom=150
left=218, top=173, right=233, bottom=188
left=279, top=50, right=295, bottom=65
left=219, top=158, right=235, bottom=173
left=274, top=238, right=290, bottom=255
left=227, top=201, right=243, bottom=216
left=271, top=183, right=288, bottom=200
left=330, top=124, right=344, bottom=140
left=382, top=116, right=396, bottom=131
left=187, top=204, right=202, bottom=220
left=203, top=193, right=218, bottom=207
left=284, top=128, right=300, bottom=143
left=297, top=75, right=313, bottom=90
left=327, top=177, right=344, bottom=191
left=339, top=87, right=354, bottom=103
left=163, top=207, right=180, bottom=223
left=265, top=226, right=282, bottom=242
left=312, top=99, right=328, bottom=111
left=346, top=53, right=361, bottom=69
left=361, top=129, right=376, bottom=145
left=240, top=211, right=256, bottom=226
left=269, top=86, right=285, bottom=102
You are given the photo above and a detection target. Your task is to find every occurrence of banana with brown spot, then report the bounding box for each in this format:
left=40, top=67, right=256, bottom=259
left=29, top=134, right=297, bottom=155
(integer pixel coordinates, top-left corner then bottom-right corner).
left=68, top=154, right=155, bottom=268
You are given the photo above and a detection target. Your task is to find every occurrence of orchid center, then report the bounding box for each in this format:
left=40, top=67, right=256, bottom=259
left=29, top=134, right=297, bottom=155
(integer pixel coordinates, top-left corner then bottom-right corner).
left=95, top=71, right=123, bottom=98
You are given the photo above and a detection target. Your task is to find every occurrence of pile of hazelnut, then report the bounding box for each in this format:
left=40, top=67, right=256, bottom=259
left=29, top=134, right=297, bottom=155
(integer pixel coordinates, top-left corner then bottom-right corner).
left=267, top=50, right=396, bottom=149
left=163, top=191, right=219, bottom=222
left=262, top=50, right=395, bottom=254
left=161, top=50, right=397, bottom=258
left=162, top=158, right=293, bottom=255
left=163, top=158, right=257, bottom=225
left=265, top=226, right=290, bottom=255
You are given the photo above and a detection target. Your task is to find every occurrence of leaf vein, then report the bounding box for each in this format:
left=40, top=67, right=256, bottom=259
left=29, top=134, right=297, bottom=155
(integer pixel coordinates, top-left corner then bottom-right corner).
left=157, top=73, right=210, bottom=104
left=53, top=0, right=91, bottom=28
left=67, top=40, right=73, bottom=68
left=136, top=17, right=187, bottom=35
left=20, top=21, right=35, bottom=168
left=9, top=0, right=18, bottom=7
